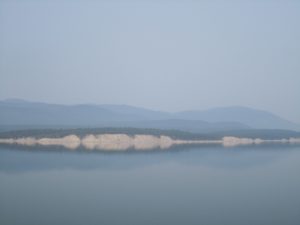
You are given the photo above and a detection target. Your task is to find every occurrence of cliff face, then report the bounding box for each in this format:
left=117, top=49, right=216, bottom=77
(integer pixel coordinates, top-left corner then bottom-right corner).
left=0, top=134, right=176, bottom=150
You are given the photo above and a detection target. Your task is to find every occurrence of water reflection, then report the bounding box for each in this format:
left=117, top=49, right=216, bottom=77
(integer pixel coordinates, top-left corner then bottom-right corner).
left=0, top=144, right=298, bottom=173
left=1, top=145, right=300, bottom=225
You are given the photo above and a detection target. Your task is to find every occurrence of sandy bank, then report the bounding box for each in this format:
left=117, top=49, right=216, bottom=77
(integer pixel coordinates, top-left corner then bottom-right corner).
left=0, top=134, right=299, bottom=150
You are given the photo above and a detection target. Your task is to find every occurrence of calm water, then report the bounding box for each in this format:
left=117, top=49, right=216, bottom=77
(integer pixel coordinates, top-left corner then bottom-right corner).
left=0, top=145, right=300, bottom=225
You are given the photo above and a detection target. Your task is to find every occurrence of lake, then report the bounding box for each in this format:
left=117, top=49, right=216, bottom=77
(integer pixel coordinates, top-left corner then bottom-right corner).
left=0, top=145, right=300, bottom=225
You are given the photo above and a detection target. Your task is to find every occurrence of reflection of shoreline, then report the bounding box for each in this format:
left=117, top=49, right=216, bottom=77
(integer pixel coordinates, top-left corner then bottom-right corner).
left=0, top=134, right=300, bottom=150
left=0, top=144, right=299, bottom=174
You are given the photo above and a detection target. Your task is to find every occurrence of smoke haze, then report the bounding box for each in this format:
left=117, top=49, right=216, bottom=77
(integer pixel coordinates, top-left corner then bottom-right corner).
left=0, top=0, right=300, bottom=123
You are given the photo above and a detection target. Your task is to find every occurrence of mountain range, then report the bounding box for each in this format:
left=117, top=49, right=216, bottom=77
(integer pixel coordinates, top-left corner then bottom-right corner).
left=0, top=99, right=299, bottom=133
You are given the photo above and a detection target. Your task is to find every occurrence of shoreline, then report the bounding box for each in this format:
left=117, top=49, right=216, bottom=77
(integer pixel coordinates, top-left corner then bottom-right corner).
left=0, top=134, right=300, bottom=150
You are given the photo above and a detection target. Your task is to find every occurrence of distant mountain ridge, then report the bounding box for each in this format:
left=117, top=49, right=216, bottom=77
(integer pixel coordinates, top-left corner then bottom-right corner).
left=175, top=106, right=300, bottom=130
left=0, top=99, right=299, bottom=132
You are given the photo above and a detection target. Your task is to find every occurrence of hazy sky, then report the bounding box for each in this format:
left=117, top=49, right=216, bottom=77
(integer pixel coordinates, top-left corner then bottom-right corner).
left=0, top=0, right=299, bottom=123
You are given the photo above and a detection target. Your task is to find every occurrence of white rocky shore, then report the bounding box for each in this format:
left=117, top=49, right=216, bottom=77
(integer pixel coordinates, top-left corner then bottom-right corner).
left=0, top=134, right=299, bottom=150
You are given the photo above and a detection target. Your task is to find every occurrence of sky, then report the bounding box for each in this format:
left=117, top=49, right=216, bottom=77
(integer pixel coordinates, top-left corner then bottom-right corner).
left=0, top=0, right=299, bottom=123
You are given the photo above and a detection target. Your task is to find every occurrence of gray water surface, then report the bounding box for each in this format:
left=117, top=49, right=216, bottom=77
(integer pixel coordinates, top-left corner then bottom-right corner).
left=0, top=145, right=300, bottom=225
